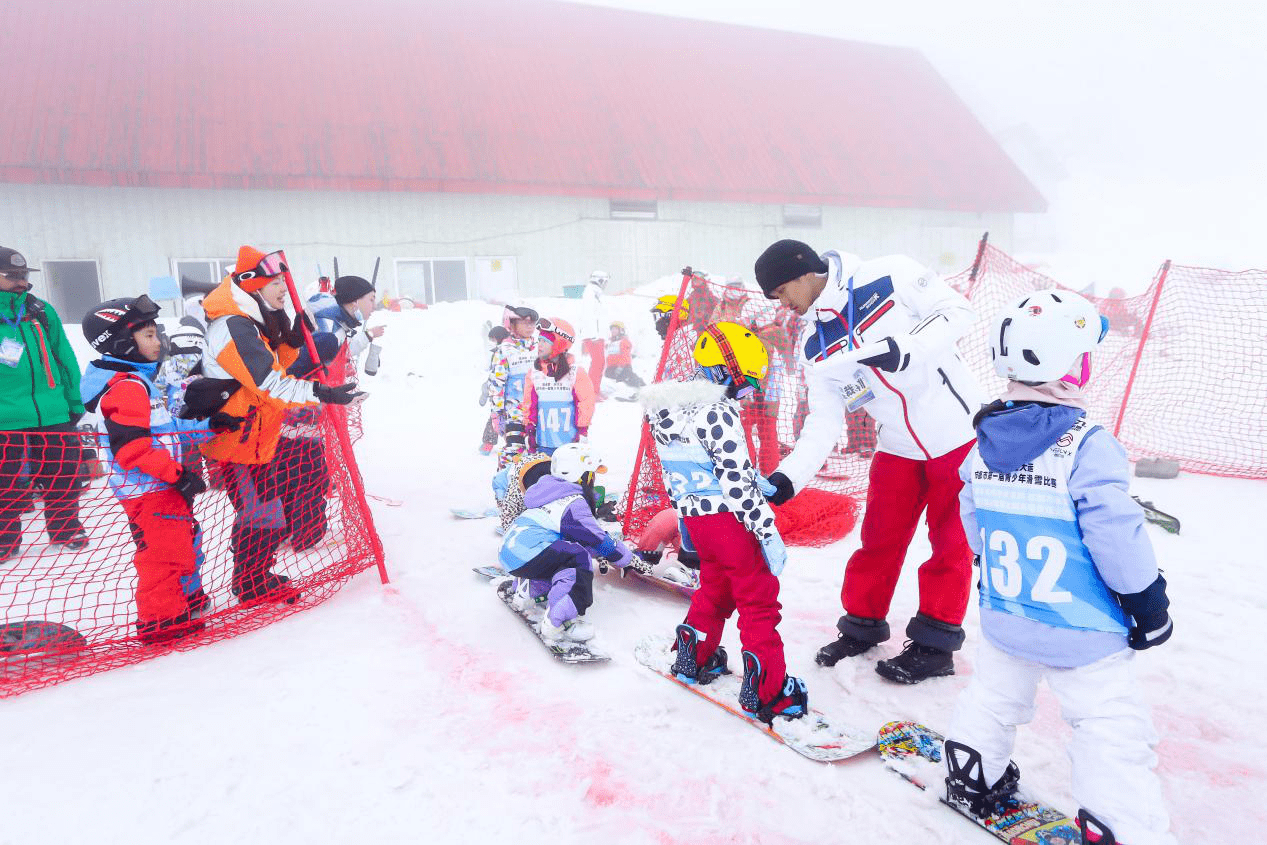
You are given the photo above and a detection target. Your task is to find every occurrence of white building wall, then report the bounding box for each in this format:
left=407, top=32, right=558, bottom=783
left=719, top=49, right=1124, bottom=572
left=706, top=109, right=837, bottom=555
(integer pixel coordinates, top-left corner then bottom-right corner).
left=0, top=183, right=1013, bottom=310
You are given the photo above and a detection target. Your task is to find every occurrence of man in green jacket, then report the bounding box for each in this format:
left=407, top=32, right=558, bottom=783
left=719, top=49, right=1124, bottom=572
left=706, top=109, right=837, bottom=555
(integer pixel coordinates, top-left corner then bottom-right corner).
left=0, top=247, right=88, bottom=561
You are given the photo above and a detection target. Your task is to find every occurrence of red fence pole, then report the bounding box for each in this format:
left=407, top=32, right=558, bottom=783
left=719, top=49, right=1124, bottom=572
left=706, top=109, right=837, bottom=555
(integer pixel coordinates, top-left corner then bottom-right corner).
left=620, top=268, right=693, bottom=538
left=1113, top=260, right=1171, bottom=439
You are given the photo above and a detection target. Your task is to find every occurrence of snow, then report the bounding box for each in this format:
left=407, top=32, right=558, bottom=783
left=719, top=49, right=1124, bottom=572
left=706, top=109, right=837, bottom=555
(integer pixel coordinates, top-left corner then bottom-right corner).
left=3, top=297, right=1263, bottom=844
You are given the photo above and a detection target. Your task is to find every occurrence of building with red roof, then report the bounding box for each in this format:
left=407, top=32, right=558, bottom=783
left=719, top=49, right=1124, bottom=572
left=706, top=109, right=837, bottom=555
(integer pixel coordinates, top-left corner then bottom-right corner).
left=0, top=0, right=1042, bottom=319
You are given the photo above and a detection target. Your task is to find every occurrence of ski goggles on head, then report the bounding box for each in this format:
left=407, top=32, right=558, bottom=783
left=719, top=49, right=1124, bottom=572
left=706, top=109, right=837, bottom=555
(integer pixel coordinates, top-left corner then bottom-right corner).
left=233, top=251, right=288, bottom=283
left=122, top=294, right=161, bottom=327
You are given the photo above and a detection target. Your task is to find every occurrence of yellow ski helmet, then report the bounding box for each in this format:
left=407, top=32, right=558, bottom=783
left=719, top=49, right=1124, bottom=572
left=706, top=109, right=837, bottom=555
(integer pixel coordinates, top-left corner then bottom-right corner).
left=693, top=321, right=769, bottom=397
left=650, top=294, right=690, bottom=320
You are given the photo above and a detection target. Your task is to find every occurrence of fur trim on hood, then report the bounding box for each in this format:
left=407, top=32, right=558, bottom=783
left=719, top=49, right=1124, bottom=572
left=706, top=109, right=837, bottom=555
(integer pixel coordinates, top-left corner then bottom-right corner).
left=638, top=378, right=727, bottom=412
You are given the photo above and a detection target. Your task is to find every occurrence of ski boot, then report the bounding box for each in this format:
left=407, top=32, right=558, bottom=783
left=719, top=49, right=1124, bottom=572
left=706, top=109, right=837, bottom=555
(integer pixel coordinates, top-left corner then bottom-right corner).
left=233, top=568, right=300, bottom=605
left=739, top=650, right=808, bottom=724
left=876, top=640, right=955, bottom=684
left=944, top=740, right=1021, bottom=819
left=670, top=624, right=730, bottom=685
left=539, top=615, right=595, bottom=643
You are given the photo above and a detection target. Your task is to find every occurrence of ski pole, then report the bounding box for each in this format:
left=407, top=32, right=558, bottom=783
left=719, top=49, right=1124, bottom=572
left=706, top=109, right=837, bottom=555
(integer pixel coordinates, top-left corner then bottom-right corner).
left=276, top=249, right=325, bottom=377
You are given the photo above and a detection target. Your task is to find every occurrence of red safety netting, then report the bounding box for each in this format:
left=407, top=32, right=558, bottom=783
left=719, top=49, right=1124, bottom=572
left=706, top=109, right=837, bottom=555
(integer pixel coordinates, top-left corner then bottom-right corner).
left=952, top=240, right=1267, bottom=479
left=622, top=270, right=865, bottom=547
left=0, top=396, right=383, bottom=698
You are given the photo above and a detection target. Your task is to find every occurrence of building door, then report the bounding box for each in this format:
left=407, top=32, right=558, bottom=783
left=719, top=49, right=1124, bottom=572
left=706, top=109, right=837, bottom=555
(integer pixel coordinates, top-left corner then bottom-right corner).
left=471, top=257, right=518, bottom=301
left=394, top=258, right=469, bottom=304
left=41, top=260, right=102, bottom=323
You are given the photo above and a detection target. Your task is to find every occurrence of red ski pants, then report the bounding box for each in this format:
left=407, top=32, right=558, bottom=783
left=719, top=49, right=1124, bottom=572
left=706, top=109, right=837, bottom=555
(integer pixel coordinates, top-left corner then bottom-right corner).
left=682, top=512, right=785, bottom=701
left=842, top=441, right=974, bottom=626
left=582, top=339, right=606, bottom=400
left=122, top=488, right=198, bottom=623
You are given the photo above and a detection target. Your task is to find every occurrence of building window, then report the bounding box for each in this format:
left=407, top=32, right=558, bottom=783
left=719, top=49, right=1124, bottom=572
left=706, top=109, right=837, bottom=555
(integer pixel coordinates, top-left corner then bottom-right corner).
left=395, top=258, right=469, bottom=305
left=782, top=204, right=822, bottom=228
left=41, top=260, right=102, bottom=323
left=173, top=259, right=235, bottom=295
left=609, top=198, right=658, bottom=220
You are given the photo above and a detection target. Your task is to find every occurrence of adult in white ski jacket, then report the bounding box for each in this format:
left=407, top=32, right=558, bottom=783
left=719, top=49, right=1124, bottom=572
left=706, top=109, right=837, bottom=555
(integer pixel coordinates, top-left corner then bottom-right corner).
left=754, top=239, right=984, bottom=684
left=579, top=271, right=608, bottom=398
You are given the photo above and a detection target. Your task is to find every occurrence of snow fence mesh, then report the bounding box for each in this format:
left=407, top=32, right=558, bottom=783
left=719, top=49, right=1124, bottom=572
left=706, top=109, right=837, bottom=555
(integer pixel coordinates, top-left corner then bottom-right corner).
left=0, top=402, right=383, bottom=698
left=621, top=270, right=865, bottom=547
left=952, top=243, right=1267, bottom=480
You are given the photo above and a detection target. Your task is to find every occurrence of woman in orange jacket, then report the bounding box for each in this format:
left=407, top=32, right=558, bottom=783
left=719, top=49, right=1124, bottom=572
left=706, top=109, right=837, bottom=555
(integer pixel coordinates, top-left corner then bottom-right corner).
left=195, top=246, right=359, bottom=603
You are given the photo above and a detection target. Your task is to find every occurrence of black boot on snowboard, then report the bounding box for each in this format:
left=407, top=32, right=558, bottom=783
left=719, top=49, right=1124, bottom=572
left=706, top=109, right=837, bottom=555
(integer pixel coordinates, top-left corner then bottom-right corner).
left=944, top=740, right=1021, bottom=819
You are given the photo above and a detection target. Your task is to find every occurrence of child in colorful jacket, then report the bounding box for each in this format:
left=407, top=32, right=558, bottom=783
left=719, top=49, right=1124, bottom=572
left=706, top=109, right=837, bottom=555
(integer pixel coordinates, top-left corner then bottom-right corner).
left=522, top=317, right=595, bottom=455
left=80, top=296, right=240, bottom=643
left=486, top=304, right=540, bottom=467
left=638, top=321, right=804, bottom=724
left=498, top=443, right=633, bottom=642
left=946, top=290, right=1176, bottom=845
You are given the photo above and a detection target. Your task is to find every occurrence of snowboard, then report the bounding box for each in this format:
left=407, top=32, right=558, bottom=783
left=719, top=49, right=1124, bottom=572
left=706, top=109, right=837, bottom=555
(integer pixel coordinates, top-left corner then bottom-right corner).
left=487, top=576, right=610, bottom=664
left=0, top=621, right=86, bottom=675
left=877, top=720, right=1082, bottom=844
left=1132, top=496, right=1180, bottom=534
left=617, top=554, right=698, bottom=599
left=451, top=506, right=500, bottom=520
left=634, top=634, right=874, bottom=764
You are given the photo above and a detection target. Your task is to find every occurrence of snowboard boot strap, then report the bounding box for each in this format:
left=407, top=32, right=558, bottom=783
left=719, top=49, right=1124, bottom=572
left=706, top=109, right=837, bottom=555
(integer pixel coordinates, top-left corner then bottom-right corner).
left=1076, top=809, right=1118, bottom=845
left=944, top=740, right=1021, bottom=819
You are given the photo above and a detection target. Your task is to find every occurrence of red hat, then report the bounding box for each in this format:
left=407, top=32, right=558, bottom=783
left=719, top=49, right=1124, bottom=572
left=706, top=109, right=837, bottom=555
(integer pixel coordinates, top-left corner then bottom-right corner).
left=231, top=245, right=283, bottom=293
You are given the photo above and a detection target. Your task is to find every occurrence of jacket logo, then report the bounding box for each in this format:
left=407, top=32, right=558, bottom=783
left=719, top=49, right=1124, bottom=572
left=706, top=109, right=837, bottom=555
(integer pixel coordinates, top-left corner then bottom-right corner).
left=1057, top=433, right=1074, bottom=447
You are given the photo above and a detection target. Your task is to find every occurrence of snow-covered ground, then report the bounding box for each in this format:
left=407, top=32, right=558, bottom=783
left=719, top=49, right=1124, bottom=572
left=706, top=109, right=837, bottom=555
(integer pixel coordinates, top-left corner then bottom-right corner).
left=2, top=297, right=1263, bottom=844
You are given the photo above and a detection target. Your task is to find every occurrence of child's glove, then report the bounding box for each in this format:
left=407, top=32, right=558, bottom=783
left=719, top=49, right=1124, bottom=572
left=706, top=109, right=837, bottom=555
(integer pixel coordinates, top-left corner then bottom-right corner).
left=756, top=475, right=777, bottom=497
left=314, top=382, right=363, bottom=405
left=763, top=472, right=795, bottom=506
left=173, top=467, right=208, bottom=507
left=1117, top=574, right=1173, bottom=650
left=760, top=532, right=788, bottom=576
left=608, top=540, right=634, bottom=569
left=209, top=412, right=245, bottom=432
left=478, top=383, right=490, bottom=406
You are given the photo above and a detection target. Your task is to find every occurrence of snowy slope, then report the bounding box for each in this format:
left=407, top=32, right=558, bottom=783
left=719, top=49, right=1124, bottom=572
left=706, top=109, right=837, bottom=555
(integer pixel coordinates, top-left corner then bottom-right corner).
left=1, top=298, right=1262, bottom=844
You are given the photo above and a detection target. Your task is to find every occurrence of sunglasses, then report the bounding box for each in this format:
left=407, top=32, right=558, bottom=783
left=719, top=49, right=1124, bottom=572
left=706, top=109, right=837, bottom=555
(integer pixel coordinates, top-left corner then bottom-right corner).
left=233, top=251, right=288, bottom=283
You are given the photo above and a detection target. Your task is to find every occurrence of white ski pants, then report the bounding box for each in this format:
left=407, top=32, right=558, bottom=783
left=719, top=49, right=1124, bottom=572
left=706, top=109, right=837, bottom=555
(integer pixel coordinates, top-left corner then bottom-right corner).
left=949, top=640, right=1177, bottom=845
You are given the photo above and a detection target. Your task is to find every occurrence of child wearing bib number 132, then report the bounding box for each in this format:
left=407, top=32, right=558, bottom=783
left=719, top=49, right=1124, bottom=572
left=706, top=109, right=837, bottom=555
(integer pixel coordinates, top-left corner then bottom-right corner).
left=947, top=289, right=1176, bottom=845
left=522, top=317, right=595, bottom=456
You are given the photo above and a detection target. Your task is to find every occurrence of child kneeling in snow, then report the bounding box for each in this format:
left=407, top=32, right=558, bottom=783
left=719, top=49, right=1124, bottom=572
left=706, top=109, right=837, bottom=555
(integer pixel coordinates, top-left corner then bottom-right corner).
left=497, top=442, right=633, bottom=642
left=946, top=290, right=1176, bottom=845
left=639, top=321, right=804, bottom=725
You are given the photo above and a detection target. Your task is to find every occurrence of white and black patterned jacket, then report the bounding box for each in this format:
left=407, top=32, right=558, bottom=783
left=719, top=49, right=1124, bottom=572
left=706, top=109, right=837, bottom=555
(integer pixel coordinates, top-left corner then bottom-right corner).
left=639, top=379, right=778, bottom=543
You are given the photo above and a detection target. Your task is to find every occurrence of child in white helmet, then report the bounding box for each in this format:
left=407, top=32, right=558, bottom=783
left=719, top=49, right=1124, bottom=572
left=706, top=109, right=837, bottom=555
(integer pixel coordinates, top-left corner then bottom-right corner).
left=498, top=442, right=633, bottom=642
left=946, top=289, right=1176, bottom=845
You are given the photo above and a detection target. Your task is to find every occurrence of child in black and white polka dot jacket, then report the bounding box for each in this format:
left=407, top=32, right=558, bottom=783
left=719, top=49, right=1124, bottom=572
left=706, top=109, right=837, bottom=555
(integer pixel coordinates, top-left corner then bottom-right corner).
left=638, top=322, right=807, bottom=724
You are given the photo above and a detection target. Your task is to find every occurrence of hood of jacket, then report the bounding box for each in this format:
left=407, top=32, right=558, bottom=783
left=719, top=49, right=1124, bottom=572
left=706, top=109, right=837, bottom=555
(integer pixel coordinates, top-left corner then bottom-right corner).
left=202, top=277, right=264, bottom=326
left=80, top=356, right=159, bottom=411
left=638, top=378, right=727, bottom=413
left=523, top=474, right=584, bottom=508
left=808, top=249, right=863, bottom=317
left=975, top=400, right=1086, bottom=473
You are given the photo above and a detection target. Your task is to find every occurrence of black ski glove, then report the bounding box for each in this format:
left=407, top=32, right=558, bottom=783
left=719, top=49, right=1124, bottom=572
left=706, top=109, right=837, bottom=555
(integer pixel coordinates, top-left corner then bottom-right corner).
left=856, top=336, right=907, bottom=373
left=208, top=412, right=245, bottom=432
left=173, top=467, right=207, bottom=507
left=765, top=471, right=795, bottom=506
left=1117, top=573, right=1173, bottom=650
left=313, top=382, right=363, bottom=405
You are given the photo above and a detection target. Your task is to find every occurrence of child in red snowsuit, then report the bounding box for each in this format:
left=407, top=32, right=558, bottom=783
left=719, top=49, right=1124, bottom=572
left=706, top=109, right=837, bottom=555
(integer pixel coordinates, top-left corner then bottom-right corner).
left=80, top=296, right=239, bottom=643
left=639, top=321, right=805, bottom=724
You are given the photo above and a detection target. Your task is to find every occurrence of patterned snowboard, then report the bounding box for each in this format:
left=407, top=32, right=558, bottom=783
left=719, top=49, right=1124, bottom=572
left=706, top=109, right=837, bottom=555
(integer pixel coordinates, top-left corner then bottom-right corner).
left=488, top=577, right=609, bottom=664
left=452, top=506, right=500, bottom=520
left=474, top=558, right=696, bottom=600
left=877, top=721, right=1082, bottom=844
left=634, top=635, right=874, bottom=764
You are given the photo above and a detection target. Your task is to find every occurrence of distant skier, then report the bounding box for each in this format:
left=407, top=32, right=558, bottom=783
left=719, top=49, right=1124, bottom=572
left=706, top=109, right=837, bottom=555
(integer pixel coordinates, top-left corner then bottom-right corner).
left=945, top=290, right=1177, bottom=845
left=521, top=317, right=595, bottom=455
left=603, top=321, right=644, bottom=388
left=638, top=321, right=805, bottom=724
left=579, top=271, right=609, bottom=398
left=498, top=443, right=633, bottom=642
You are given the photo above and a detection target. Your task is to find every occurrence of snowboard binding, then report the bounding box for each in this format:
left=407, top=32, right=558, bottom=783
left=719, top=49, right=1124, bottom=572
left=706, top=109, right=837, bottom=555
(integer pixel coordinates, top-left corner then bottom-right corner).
left=944, top=739, right=1021, bottom=819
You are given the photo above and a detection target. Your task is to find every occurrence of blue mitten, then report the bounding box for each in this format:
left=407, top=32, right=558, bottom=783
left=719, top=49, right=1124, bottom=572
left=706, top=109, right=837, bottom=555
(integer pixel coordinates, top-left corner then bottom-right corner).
left=760, top=532, right=788, bottom=576
left=610, top=540, right=634, bottom=569
left=756, top=475, right=777, bottom=497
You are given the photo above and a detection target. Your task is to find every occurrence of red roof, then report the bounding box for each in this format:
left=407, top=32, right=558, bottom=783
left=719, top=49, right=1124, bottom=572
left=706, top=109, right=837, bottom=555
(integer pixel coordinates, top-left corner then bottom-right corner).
left=0, top=0, right=1044, bottom=212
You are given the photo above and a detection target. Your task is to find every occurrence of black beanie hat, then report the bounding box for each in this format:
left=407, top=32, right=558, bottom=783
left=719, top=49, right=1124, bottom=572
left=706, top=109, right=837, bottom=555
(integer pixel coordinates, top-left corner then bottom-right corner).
left=334, top=275, right=375, bottom=305
left=753, top=239, right=829, bottom=299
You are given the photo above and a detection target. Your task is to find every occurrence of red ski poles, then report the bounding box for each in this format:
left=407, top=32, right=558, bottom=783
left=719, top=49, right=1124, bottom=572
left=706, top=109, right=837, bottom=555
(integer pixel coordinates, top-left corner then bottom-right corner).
left=276, top=249, right=325, bottom=377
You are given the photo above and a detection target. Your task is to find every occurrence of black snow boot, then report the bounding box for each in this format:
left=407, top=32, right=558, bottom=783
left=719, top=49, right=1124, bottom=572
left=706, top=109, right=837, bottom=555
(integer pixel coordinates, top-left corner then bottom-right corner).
left=944, top=740, right=1021, bottom=819
left=816, top=614, right=889, bottom=666
left=875, top=640, right=955, bottom=684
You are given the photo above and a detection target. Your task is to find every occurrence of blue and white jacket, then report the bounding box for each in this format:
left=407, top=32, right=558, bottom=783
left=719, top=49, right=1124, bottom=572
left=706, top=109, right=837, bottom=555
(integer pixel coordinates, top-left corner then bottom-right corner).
left=498, top=475, right=618, bottom=572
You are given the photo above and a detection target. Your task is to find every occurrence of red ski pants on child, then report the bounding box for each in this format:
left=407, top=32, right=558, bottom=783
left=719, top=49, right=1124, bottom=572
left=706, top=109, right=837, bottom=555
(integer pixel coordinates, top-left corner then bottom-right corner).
left=683, top=512, right=786, bottom=702
left=122, top=488, right=198, bottom=623
left=842, top=441, right=974, bottom=626
left=582, top=339, right=606, bottom=400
